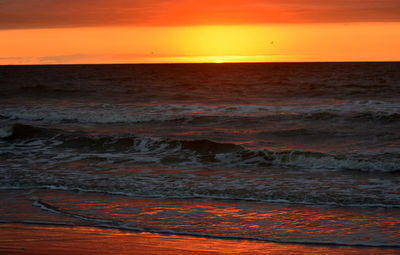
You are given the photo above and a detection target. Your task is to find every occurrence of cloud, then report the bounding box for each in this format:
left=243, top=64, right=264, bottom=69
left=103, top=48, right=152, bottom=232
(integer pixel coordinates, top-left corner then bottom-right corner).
left=0, top=57, right=31, bottom=60
left=0, top=56, right=34, bottom=65
left=36, top=53, right=190, bottom=64
left=3, top=52, right=289, bottom=65
left=38, top=54, right=91, bottom=64
left=0, top=0, right=163, bottom=29
left=0, top=0, right=399, bottom=29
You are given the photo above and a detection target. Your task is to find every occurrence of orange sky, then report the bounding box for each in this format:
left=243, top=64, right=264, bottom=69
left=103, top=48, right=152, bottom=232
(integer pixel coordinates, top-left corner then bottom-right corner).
left=0, top=0, right=399, bottom=64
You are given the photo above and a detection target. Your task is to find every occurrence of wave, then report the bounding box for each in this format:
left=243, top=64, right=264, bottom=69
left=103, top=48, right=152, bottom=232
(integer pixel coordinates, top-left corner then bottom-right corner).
left=0, top=105, right=182, bottom=124
left=21, top=84, right=85, bottom=95
left=0, top=124, right=13, bottom=138
left=2, top=123, right=400, bottom=173
left=2, top=184, right=399, bottom=209
left=22, top=198, right=400, bottom=248
left=1, top=100, right=399, bottom=124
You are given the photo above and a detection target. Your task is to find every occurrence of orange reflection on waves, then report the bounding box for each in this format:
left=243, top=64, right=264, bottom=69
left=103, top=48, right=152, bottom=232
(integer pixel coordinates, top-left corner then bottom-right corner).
left=32, top=190, right=400, bottom=246
left=1, top=223, right=399, bottom=255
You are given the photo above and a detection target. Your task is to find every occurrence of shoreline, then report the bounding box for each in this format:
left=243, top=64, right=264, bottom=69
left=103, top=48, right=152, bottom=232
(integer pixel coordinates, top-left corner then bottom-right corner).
left=1, top=224, right=399, bottom=255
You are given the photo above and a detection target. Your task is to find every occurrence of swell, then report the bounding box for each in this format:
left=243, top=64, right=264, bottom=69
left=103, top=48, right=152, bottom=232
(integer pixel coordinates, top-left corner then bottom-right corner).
left=2, top=123, right=400, bottom=173
left=21, top=84, right=86, bottom=95
left=1, top=100, right=400, bottom=124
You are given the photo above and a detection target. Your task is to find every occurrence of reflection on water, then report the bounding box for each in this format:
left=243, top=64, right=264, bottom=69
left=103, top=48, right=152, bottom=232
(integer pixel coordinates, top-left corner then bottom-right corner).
left=1, top=190, right=398, bottom=247
left=0, top=224, right=398, bottom=255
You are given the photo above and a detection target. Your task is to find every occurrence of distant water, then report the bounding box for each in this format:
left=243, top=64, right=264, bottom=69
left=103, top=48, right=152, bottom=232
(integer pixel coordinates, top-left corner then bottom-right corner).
left=1, top=63, right=399, bottom=247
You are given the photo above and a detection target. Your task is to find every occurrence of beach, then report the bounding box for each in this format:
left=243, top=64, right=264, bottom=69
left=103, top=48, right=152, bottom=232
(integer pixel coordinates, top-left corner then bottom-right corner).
left=2, top=224, right=399, bottom=255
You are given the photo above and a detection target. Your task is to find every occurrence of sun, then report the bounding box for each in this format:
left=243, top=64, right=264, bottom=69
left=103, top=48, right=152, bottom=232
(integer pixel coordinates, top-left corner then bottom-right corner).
left=174, top=26, right=284, bottom=63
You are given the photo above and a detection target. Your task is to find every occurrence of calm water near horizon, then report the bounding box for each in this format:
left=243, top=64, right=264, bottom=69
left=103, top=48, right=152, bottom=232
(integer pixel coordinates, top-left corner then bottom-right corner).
left=0, top=62, right=399, bottom=249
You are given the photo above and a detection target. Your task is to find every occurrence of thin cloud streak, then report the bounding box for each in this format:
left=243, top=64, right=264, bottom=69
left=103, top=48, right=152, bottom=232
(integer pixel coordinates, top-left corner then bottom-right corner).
left=0, top=0, right=399, bottom=29
left=1, top=52, right=291, bottom=65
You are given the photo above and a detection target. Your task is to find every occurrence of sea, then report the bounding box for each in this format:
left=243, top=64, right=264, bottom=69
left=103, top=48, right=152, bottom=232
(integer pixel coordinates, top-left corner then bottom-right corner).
left=0, top=62, right=399, bottom=248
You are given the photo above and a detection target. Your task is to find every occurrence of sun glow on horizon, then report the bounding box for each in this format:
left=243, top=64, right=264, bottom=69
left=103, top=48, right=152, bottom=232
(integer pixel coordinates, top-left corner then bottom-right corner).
left=0, top=23, right=399, bottom=65
left=173, top=26, right=293, bottom=63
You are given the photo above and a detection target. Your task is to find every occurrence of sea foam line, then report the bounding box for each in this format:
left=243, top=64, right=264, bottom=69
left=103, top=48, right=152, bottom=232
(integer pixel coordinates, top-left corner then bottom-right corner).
left=1, top=185, right=399, bottom=208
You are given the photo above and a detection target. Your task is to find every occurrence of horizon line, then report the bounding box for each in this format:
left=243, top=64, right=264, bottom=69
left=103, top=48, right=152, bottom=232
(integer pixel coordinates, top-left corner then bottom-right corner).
left=1, top=60, right=400, bottom=67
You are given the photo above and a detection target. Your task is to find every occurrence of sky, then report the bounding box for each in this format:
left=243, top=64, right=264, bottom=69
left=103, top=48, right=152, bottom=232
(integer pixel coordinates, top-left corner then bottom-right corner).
left=0, top=0, right=400, bottom=64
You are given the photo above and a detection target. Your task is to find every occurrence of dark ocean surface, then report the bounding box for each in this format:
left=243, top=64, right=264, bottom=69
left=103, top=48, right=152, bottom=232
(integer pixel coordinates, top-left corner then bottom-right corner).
left=0, top=63, right=399, bottom=247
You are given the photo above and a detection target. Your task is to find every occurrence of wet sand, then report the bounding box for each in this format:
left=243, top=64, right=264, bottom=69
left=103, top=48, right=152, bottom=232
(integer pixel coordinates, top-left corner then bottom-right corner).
left=0, top=224, right=398, bottom=255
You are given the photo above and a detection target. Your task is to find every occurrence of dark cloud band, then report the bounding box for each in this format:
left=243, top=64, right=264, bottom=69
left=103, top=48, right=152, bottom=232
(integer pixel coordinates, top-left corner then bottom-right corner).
left=0, top=0, right=399, bottom=29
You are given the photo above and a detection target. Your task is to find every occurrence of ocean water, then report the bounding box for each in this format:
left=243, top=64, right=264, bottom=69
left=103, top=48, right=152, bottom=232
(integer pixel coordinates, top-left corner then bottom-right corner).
left=0, top=63, right=399, bottom=248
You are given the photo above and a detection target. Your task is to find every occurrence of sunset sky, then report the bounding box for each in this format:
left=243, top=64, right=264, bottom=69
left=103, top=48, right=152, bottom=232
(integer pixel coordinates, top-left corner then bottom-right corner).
left=1, top=0, right=400, bottom=64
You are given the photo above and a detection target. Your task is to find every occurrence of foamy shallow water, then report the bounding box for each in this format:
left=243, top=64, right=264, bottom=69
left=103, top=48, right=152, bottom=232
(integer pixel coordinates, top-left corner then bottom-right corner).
left=1, top=190, right=400, bottom=247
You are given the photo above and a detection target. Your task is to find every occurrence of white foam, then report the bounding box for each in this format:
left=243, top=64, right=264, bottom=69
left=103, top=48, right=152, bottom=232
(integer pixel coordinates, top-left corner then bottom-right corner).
left=246, top=150, right=400, bottom=172
left=0, top=105, right=181, bottom=124
left=0, top=125, right=13, bottom=138
left=280, top=154, right=400, bottom=172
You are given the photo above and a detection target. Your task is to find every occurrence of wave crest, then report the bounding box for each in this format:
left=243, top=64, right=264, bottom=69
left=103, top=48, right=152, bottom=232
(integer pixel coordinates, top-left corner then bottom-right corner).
left=3, top=123, right=399, bottom=173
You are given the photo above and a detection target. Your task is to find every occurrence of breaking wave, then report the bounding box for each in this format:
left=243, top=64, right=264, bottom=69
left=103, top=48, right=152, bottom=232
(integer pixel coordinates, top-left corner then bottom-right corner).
left=2, top=123, right=399, bottom=173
